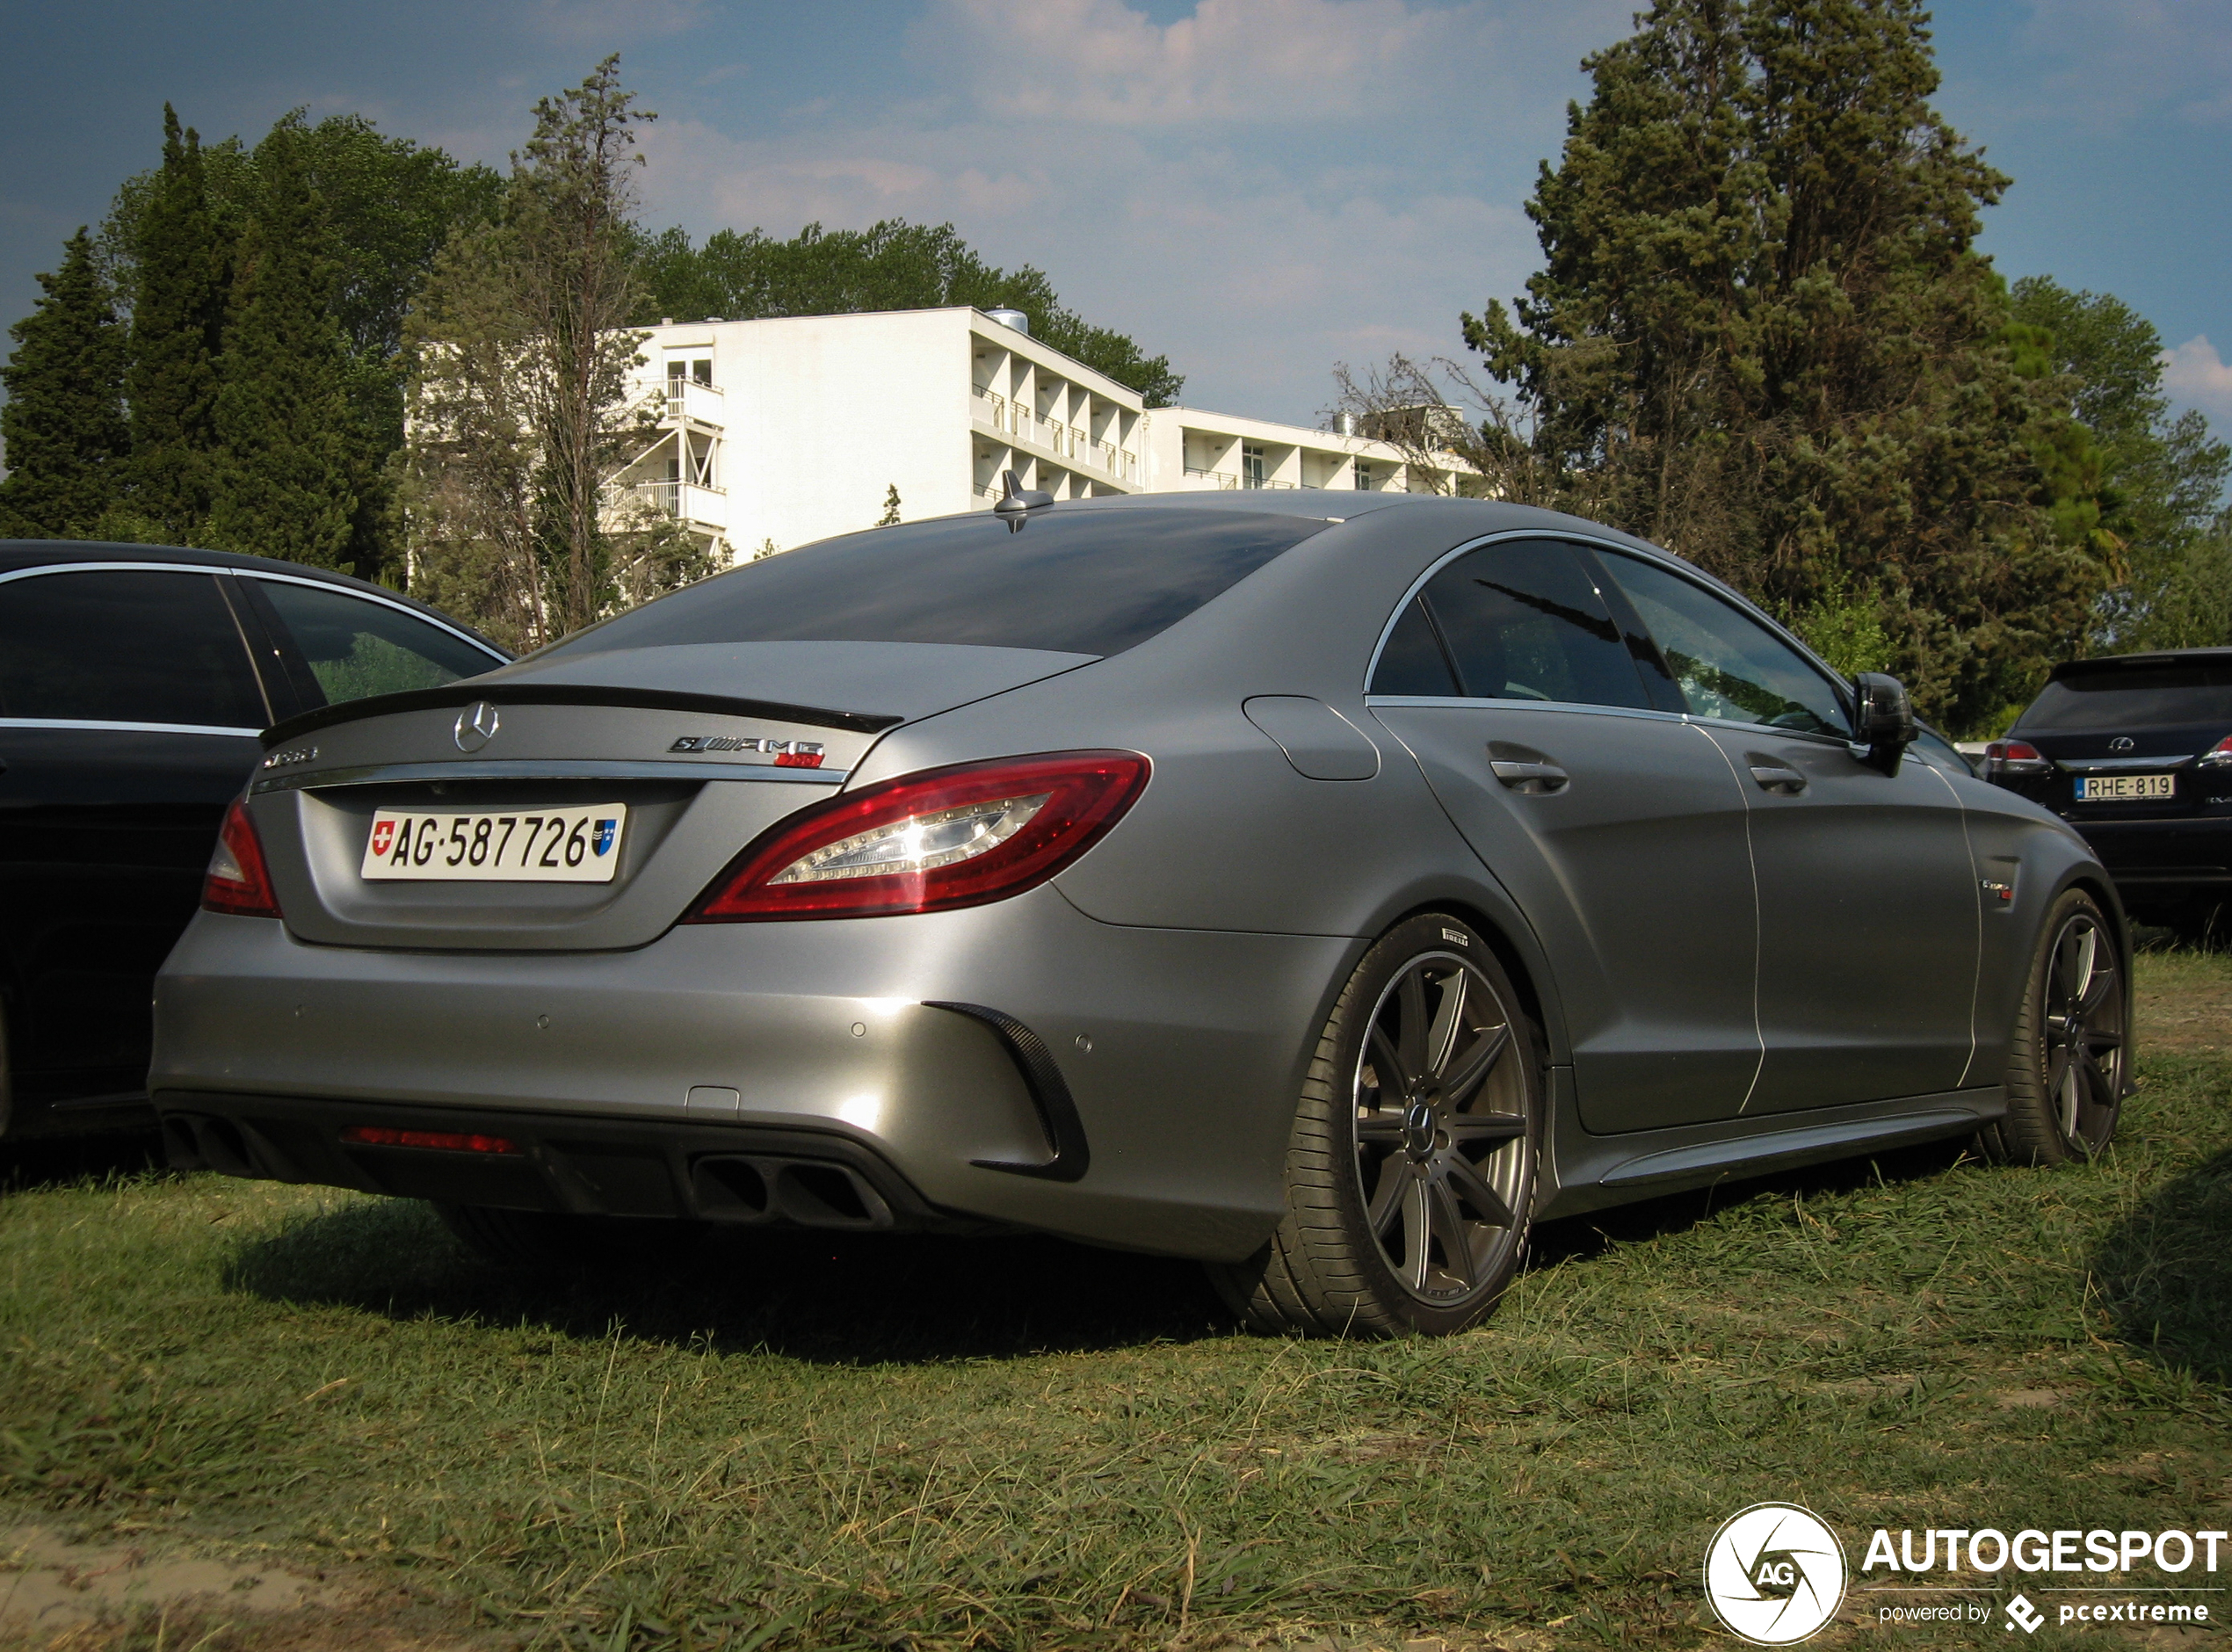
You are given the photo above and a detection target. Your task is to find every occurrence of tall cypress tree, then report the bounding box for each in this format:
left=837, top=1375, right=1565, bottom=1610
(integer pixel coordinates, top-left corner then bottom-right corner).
left=1467, top=0, right=2109, bottom=729
left=206, top=125, right=356, bottom=567
left=0, top=228, right=130, bottom=538
left=126, top=105, right=230, bottom=543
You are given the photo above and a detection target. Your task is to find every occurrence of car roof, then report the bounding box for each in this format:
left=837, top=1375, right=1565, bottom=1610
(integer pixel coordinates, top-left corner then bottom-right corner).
left=0, top=539, right=509, bottom=656
left=2050, top=646, right=2232, bottom=681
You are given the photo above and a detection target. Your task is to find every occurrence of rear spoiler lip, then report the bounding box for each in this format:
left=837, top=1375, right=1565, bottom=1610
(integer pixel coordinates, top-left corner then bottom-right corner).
left=259, top=682, right=904, bottom=749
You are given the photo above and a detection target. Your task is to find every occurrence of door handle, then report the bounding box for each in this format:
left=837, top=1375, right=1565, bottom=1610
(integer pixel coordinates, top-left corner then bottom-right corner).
left=1489, top=759, right=1569, bottom=794
left=1747, top=758, right=1806, bottom=795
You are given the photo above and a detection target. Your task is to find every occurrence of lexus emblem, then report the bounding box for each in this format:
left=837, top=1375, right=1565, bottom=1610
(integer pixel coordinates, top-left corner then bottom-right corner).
left=2110, top=735, right=2135, bottom=752
left=453, top=701, right=500, bottom=752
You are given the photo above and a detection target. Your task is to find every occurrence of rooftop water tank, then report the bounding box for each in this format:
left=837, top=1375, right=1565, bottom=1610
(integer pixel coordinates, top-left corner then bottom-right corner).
left=984, top=307, right=1030, bottom=336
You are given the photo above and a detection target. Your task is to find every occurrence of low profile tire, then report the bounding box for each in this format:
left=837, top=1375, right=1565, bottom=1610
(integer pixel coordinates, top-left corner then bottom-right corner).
left=435, top=1203, right=668, bottom=1271
left=1979, top=888, right=2127, bottom=1166
left=1208, top=913, right=1543, bottom=1337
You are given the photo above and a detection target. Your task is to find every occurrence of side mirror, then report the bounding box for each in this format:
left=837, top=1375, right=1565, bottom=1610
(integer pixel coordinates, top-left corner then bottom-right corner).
left=1852, top=672, right=1917, bottom=775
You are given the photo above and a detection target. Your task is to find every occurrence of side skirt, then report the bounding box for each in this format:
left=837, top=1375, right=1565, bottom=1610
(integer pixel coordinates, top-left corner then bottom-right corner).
left=1534, top=1070, right=2004, bottom=1221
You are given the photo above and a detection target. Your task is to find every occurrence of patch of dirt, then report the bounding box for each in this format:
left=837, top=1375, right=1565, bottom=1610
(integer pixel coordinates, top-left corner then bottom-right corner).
left=0, top=1528, right=496, bottom=1651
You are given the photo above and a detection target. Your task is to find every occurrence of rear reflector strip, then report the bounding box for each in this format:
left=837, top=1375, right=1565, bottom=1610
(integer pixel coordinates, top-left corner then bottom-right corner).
left=340, top=1125, right=520, bottom=1155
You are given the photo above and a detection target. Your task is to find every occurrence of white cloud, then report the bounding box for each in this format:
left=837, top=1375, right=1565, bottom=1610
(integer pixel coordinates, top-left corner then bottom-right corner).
left=637, top=0, right=1627, bottom=421
left=2161, top=335, right=2232, bottom=422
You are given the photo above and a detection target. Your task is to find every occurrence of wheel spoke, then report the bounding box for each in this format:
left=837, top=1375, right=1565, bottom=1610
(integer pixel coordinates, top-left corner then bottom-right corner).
left=1402, top=1177, right=1432, bottom=1293
left=1443, top=1151, right=1514, bottom=1228
left=1425, top=967, right=1467, bottom=1076
left=1366, top=1161, right=1409, bottom=1236
left=1354, top=1109, right=1406, bottom=1144
left=1395, top=969, right=1429, bottom=1079
left=1428, top=1179, right=1475, bottom=1292
left=1446, top=1111, right=1528, bottom=1147
left=2078, top=961, right=2120, bottom=1018
left=1366, top=1025, right=1407, bottom=1102
left=1440, top=1023, right=1511, bottom=1108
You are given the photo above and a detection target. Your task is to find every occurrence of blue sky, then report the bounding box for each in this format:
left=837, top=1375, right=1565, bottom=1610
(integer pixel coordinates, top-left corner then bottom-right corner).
left=3, top=0, right=2228, bottom=438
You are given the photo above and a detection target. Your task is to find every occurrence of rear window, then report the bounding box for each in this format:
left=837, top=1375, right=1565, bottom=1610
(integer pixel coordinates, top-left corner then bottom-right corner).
left=2016, top=662, right=2232, bottom=732
left=543, top=509, right=1328, bottom=659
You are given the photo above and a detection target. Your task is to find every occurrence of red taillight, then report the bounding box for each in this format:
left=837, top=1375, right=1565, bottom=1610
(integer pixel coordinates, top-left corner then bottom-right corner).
left=686, top=750, right=1150, bottom=922
left=340, top=1125, right=518, bottom=1155
left=1987, top=740, right=2043, bottom=763
left=201, top=797, right=282, bottom=917
left=2200, top=735, right=2232, bottom=768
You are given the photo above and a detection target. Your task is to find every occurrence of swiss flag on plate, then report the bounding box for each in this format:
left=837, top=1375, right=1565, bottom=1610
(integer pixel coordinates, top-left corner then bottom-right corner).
left=370, top=819, right=396, bottom=858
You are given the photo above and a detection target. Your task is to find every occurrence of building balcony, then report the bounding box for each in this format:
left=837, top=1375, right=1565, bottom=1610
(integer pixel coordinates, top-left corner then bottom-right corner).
left=975, top=388, right=1139, bottom=485
left=663, top=378, right=726, bottom=428
left=1180, top=467, right=1295, bottom=490
left=630, top=479, right=729, bottom=532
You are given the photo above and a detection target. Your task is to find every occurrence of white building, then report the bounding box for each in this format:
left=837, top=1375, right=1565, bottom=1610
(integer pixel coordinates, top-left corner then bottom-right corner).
left=612, top=308, right=1463, bottom=558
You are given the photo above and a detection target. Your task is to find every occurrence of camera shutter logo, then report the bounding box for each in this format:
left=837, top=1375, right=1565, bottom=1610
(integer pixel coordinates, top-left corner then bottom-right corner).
left=1704, top=1503, right=1848, bottom=1645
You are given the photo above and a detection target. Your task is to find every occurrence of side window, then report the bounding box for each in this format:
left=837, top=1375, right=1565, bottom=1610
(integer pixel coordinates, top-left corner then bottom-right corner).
left=252, top=580, right=498, bottom=706
left=0, top=569, right=266, bottom=728
left=1599, top=553, right=1848, bottom=736
left=1368, top=598, right=1460, bottom=695
left=1413, top=538, right=1652, bottom=709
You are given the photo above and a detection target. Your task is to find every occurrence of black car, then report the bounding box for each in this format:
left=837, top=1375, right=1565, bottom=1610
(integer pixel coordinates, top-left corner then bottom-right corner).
left=0, top=542, right=509, bottom=1138
left=1983, top=648, right=2232, bottom=938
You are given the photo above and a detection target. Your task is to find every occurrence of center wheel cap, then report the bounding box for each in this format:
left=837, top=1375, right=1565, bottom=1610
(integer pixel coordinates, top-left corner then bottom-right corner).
left=1402, top=1098, right=1438, bottom=1161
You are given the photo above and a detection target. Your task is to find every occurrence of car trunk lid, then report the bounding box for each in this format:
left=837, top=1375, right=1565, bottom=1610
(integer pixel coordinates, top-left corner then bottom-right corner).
left=246, top=641, right=1093, bottom=951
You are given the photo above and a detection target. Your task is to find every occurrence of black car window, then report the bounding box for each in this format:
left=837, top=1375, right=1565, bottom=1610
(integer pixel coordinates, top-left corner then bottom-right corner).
left=252, top=579, right=498, bottom=706
left=2016, top=662, right=2232, bottom=732
left=0, top=569, right=266, bottom=728
left=540, top=509, right=1329, bottom=660
left=1368, top=598, right=1460, bottom=695
left=1600, top=553, right=1849, bottom=735
left=1410, top=538, right=1653, bottom=708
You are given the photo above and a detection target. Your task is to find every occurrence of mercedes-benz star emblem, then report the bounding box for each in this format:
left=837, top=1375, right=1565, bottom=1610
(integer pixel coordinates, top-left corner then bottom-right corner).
left=2110, top=735, right=2136, bottom=752
left=453, top=701, right=500, bottom=752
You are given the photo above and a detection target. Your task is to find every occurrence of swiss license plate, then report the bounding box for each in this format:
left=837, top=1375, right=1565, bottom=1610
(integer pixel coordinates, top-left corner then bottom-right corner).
left=359, top=805, right=628, bottom=882
left=2076, top=773, right=2174, bottom=802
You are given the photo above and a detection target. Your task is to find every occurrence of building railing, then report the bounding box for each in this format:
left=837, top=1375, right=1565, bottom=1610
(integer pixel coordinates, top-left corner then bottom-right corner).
left=663, top=379, right=726, bottom=426
left=1183, top=467, right=1296, bottom=490
left=630, top=479, right=728, bottom=523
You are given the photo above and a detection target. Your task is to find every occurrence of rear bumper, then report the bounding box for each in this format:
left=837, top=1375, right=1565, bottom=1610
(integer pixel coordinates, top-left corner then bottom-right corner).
left=150, top=891, right=1358, bottom=1260
left=159, top=1093, right=964, bottom=1232
left=2069, top=816, right=2232, bottom=895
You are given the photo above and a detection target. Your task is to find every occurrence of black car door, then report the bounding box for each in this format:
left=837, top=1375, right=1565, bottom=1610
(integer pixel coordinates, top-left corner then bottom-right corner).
left=1367, top=536, right=1764, bottom=1133
left=0, top=566, right=273, bottom=1116
left=1597, top=550, right=1981, bottom=1112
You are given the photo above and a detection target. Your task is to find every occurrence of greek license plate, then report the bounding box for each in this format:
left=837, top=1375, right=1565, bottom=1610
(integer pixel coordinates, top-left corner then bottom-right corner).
left=2076, top=774, right=2174, bottom=802
left=359, top=805, right=628, bottom=882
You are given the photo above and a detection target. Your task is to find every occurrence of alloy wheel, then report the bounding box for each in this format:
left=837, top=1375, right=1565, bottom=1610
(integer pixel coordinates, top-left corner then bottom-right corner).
left=2042, top=911, right=2124, bottom=1154
left=1351, top=951, right=1532, bottom=1304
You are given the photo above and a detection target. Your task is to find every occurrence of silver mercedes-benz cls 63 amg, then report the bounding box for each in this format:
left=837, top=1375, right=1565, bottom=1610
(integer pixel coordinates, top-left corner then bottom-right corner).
left=151, top=490, right=2129, bottom=1336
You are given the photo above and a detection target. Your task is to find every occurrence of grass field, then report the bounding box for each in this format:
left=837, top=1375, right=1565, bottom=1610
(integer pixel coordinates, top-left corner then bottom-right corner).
left=2, top=948, right=2228, bottom=1651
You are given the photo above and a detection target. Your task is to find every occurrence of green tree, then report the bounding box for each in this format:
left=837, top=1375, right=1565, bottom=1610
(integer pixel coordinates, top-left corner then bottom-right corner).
left=406, top=58, right=676, bottom=649
left=125, top=105, right=232, bottom=543
left=2009, top=276, right=2232, bottom=651
left=1467, top=0, right=2111, bottom=731
left=104, top=112, right=502, bottom=579
left=205, top=124, right=357, bottom=569
left=876, top=483, right=902, bottom=527
left=0, top=228, right=130, bottom=538
left=634, top=220, right=1184, bottom=406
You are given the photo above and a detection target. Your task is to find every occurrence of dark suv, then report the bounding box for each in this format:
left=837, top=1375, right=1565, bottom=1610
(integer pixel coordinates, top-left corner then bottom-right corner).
left=1982, top=648, right=2232, bottom=938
